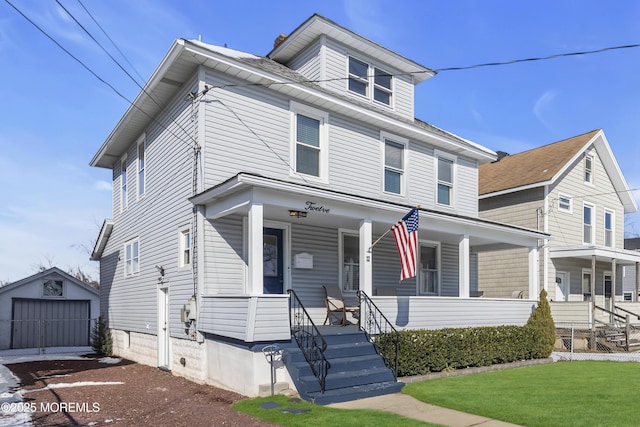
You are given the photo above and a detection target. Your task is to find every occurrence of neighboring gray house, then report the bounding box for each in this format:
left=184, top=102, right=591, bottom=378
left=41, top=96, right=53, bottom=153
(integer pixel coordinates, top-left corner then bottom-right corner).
left=477, top=130, right=640, bottom=323
left=623, top=238, right=640, bottom=300
left=90, top=14, right=547, bottom=398
left=0, top=267, right=99, bottom=351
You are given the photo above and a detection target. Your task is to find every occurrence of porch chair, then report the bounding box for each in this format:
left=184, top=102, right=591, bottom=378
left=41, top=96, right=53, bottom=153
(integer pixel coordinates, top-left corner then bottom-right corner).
left=323, top=284, right=360, bottom=326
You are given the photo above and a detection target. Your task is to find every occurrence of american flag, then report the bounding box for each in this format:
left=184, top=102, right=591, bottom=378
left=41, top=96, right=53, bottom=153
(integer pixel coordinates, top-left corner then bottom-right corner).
left=391, top=208, right=419, bottom=281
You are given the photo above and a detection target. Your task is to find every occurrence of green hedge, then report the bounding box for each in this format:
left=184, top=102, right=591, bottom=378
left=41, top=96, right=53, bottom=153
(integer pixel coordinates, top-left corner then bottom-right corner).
left=375, top=291, right=556, bottom=377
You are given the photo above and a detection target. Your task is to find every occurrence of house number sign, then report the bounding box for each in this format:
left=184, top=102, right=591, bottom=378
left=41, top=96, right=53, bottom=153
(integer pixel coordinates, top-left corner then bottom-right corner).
left=304, top=201, right=330, bottom=214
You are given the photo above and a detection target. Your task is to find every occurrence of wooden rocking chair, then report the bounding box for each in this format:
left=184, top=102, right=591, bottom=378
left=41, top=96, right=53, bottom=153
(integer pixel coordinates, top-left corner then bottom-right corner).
left=323, top=284, right=360, bottom=326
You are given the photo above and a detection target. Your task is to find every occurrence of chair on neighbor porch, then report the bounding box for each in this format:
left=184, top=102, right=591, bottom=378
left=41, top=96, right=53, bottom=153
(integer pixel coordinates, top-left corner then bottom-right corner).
left=323, top=284, right=360, bottom=326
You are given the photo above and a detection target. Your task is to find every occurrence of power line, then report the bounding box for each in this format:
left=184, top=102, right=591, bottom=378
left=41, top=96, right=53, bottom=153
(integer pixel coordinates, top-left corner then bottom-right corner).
left=75, top=0, right=146, bottom=84
left=5, top=0, right=197, bottom=152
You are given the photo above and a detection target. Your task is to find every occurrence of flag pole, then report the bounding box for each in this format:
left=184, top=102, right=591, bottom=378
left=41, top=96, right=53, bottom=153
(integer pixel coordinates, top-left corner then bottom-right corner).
left=369, top=205, right=420, bottom=251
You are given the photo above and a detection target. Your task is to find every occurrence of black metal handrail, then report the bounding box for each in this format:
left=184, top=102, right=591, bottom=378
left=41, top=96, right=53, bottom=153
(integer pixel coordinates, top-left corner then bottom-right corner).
left=614, top=304, right=640, bottom=320
left=356, top=290, right=400, bottom=380
left=287, top=289, right=329, bottom=393
left=595, top=305, right=626, bottom=322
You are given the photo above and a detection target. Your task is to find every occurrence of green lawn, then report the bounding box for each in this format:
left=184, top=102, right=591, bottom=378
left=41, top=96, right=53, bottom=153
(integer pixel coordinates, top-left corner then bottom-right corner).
left=235, top=361, right=640, bottom=427
left=233, top=394, right=441, bottom=426
left=404, top=361, right=640, bottom=427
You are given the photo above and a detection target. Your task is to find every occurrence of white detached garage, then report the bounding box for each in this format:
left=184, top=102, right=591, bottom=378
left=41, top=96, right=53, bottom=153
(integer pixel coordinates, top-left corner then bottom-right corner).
left=0, top=267, right=99, bottom=350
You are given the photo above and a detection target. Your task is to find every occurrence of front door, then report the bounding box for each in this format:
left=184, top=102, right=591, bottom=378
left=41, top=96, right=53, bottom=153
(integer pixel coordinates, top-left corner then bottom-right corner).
left=158, top=287, right=170, bottom=370
left=263, top=228, right=284, bottom=294
left=556, top=272, right=568, bottom=302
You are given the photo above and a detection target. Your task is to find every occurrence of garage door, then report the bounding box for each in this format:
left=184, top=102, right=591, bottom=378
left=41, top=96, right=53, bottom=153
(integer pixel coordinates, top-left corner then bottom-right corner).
left=12, top=299, right=91, bottom=349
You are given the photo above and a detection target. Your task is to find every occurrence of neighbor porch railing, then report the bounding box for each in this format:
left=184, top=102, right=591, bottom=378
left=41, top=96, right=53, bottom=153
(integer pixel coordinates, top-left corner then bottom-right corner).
left=357, top=290, right=400, bottom=380
left=287, top=289, right=329, bottom=393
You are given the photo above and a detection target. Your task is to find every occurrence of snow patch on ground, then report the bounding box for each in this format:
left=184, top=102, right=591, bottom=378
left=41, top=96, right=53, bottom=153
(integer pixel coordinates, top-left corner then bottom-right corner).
left=22, top=381, right=125, bottom=394
left=98, top=357, right=122, bottom=365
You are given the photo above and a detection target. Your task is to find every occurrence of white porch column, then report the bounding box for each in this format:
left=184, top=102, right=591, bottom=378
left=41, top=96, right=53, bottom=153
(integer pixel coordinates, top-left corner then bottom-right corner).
left=528, top=245, right=540, bottom=299
left=359, top=219, right=373, bottom=296
left=458, top=234, right=470, bottom=298
left=247, top=203, right=264, bottom=294
left=611, top=258, right=616, bottom=312
left=636, top=262, right=639, bottom=302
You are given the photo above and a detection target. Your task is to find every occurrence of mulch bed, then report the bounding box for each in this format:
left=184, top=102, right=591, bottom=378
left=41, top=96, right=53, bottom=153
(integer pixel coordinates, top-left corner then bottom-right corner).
left=6, top=357, right=276, bottom=426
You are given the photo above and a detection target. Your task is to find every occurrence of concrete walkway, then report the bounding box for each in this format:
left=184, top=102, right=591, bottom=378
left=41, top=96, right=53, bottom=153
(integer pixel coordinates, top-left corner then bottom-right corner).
left=329, top=393, right=522, bottom=427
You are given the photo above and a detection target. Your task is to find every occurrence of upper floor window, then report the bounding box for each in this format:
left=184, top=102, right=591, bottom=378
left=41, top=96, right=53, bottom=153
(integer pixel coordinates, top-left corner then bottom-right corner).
left=558, top=194, right=572, bottom=213
left=120, top=156, right=128, bottom=212
left=583, top=203, right=594, bottom=244
left=383, top=136, right=406, bottom=195
left=42, top=279, right=63, bottom=297
left=584, top=154, right=594, bottom=184
left=348, top=57, right=393, bottom=106
left=290, top=102, right=328, bottom=181
left=179, top=227, right=192, bottom=268
left=419, top=243, right=440, bottom=295
left=604, top=209, right=614, bottom=247
left=436, top=153, right=455, bottom=206
left=137, top=138, right=145, bottom=198
left=124, top=238, right=140, bottom=276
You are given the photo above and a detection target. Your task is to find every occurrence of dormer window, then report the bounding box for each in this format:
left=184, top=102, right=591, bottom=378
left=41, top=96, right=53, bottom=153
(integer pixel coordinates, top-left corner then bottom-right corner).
left=348, top=57, right=393, bottom=106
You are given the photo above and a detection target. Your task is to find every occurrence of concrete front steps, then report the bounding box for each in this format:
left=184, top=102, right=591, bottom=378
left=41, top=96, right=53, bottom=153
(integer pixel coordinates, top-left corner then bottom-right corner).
left=283, top=326, right=403, bottom=405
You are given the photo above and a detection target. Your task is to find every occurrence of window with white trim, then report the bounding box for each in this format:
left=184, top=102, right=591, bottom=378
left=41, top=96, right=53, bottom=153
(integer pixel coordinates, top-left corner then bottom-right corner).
left=558, top=194, right=572, bottom=213
left=137, top=138, right=145, bottom=198
left=179, top=227, right=192, bottom=268
left=120, top=156, right=128, bottom=211
left=124, top=238, right=140, bottom=276
left=383, top=137, right=405, bottom=194
left=290, top=102, right=328, bottom=180
left=348, top=56, right=393, bottom=106
left=583, top=203, right=594, bottom=244
left=436, top=152, right=455, bottom=206
left=604, top=209, right=614, bottom=247
left=582, top=270, right=592, bottom=301
left=584, top=154, right=594, bottom=184
left=418, top=243, right=440, bottom=295
left=340, top=231, right=359, bottom=293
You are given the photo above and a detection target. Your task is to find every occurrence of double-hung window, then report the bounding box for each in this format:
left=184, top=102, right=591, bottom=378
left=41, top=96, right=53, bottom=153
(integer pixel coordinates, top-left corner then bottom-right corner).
left=179, top=227, right=192, bottom=268
left=340, top=232, right=360, bottom=293
left=558, top=194, right=572, bottom=213
left=120, top=156, right=128, bottom=211
left=582, top=270, right=592, bottom=301
left=137, top=138, right=145, bottom=198
left=290, top=102, right=328, bottom=180
left=419, top=243, right=440, bottom=295
left=436, top=152, right=455, bottom=206
left=348, top=57, right=393, bottom=106
left=124, top=238, right=140, bottom=276
left=583, top=203, right=594, bottom=244
left=383, top=136, right=406, bottom=194
left=604, top=209, right=614, bottom=247
left=584, top=154, right=594, bottom=184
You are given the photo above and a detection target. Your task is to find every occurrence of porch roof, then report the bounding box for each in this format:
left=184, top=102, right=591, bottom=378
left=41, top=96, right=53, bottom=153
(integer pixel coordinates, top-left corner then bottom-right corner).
left=550, top=245, right=640, bottom=266
left=190, top=173, right=549, bottom=249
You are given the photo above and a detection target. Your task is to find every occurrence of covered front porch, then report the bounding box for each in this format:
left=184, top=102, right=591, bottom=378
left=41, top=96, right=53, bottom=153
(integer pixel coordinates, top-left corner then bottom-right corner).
left=192, top=173, right=549, bottom=342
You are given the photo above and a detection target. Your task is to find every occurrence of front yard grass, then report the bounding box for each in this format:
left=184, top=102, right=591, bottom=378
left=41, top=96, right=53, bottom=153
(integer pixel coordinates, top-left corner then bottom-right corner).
left=404, top=360, right=640, bottom=427
left=233, top=394, right=441, bottom=426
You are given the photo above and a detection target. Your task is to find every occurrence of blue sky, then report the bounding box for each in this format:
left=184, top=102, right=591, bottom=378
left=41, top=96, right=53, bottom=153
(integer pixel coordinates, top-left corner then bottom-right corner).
left=1, top=0, right=640, bottom=283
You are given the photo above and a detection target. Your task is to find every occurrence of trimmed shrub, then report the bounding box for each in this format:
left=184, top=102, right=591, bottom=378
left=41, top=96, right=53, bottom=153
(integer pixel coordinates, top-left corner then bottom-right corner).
left=525, top=289, right=556, bottom=358
left=91, top=316, right=113, bottom=356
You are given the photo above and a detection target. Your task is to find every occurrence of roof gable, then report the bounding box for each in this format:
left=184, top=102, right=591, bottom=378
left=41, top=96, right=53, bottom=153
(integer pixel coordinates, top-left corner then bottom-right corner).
left=479, top=129, right=637, bottom=213
left=0, top=267, right=99, bottom=296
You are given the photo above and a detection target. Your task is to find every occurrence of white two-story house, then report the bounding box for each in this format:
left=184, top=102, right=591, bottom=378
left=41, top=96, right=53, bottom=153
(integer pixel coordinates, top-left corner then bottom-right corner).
left=90, top=14, right=547, bottom=398
left=478, top=129, right=640, bottom=325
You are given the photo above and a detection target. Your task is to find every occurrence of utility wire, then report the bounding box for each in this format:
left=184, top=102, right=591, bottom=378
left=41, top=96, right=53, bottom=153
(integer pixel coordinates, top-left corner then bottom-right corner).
left=56, top=0, right=196, bottom=147
left=5, top=0, right=196, bottom=152
left=75, top=0, right=146, bottom=84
